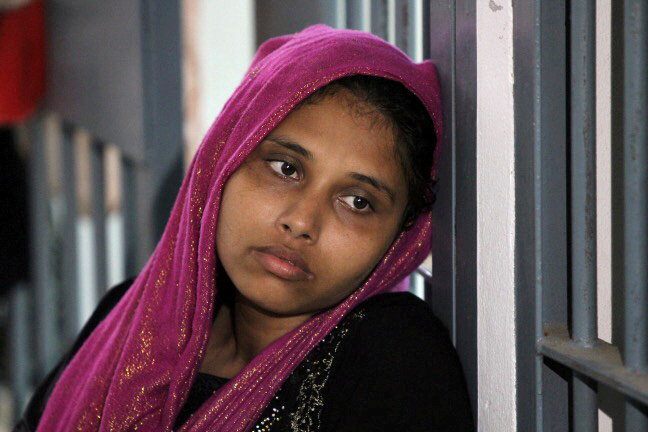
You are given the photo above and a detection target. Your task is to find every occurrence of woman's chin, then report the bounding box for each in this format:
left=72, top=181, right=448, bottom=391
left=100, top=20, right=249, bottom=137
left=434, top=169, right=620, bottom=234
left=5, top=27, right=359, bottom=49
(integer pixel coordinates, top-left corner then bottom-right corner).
left=235, top=281, right=315, bottom=318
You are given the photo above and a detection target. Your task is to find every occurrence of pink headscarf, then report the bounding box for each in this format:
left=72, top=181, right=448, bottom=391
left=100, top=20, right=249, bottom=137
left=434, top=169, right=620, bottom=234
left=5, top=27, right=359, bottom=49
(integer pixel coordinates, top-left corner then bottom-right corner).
left=38, top=24, right=442, bottom=431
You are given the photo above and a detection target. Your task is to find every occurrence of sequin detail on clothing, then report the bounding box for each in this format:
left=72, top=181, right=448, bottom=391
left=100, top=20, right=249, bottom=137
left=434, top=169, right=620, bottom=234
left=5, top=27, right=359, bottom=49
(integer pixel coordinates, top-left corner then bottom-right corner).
left=251, top=309, right=366, bottom=431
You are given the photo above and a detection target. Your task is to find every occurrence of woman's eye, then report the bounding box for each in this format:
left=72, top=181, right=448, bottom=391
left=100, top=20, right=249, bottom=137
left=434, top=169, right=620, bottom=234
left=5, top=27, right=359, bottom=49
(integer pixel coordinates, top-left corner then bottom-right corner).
left=340, top=195, right=372, bottom=213
left=268, top=160, right=299, bottom=179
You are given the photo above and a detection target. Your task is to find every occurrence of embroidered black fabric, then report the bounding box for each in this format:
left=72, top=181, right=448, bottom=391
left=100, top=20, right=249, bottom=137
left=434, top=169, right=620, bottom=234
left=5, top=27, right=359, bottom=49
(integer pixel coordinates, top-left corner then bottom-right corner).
left=14, top=279, right=474, bottom=432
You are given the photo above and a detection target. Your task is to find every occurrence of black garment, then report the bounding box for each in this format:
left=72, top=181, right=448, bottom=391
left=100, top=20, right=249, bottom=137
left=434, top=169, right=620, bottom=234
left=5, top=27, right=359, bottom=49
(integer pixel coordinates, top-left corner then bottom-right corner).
left=174, top=373, right=229, bottom=428
left=15, top=279, right=474, bottom=431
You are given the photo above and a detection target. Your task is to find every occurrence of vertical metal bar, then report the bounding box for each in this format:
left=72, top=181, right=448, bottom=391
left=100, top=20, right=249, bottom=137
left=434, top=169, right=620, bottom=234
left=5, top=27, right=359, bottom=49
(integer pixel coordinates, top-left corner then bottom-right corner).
left=430, top=0, right=477, bottom=420
left=407, top=0, right=428, bottom=61
left=9, top=282, right=31, bottom=421
left=516, top=0, right=570, bottom=429
left=386, top=0, right=396, bottom=44
left=572, top=373, right=598, bottom=432
left=336, top=0, right=347, bottom=28
left=570, top=0, right=598, bottom=430
left=570, top=0, right=597, bottom=349
left=370, top=0, right=388, bottom=40
left=121, top=155, right=138, bottom=277
left=61, top=124, right=80, bottom=341
left=428, top=0, right=456, bottom=338
left=393, top=0, right=408, bottom=51
left=410, top=272, right=425, bottom=300
left=28, top=115, right=58, bottom=377
left=346, top=0, right=371, bottom=32
left=91, top=140, right=108, bottom=295
left=623, top=0, right=648, bottom=430
left=533, top=0, right=544, bottom=429
left=139, top=1, right=184, bottom=268
left=361, top=0, right=371, bottom=32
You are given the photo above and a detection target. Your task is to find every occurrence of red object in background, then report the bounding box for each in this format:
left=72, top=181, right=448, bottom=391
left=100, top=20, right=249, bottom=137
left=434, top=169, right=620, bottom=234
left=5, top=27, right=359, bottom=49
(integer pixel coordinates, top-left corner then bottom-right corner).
left=0, top=0, right=45, bottom=125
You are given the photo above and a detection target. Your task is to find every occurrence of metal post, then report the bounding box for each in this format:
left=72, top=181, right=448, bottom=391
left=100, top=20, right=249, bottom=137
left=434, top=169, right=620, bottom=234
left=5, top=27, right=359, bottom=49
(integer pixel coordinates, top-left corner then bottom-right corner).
left=121, top=156, right=138, bottom=278
left=410, top=272, right=425, bottom=300
left=570, top=0, right=598, bottom=430
left=346, top=0, right=371, bottom=32
left=386, top=0, right=396, bottom=44
left=533, top=1, right=544, bottom=429
left=336, top=0, right=347, bottom=28
left=61, top=124, right=80, bottom=341
left=393, top=0, right=408, bottom=51
left=370, top=0, right=388, bottom=40
left=91, top=140, right=108, bottom=296
left=28, top=115, right=58, bottom=377
left=407, top=0, right=429, bottom=61
left=623, top=0, right=648, bottom=430
left=9, top=282, right=31, bottom=421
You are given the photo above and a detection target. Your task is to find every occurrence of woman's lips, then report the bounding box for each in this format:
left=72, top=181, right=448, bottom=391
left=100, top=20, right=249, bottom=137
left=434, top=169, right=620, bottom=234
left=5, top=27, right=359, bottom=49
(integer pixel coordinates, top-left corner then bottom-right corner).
left=252, top=246, right=314, bottom=281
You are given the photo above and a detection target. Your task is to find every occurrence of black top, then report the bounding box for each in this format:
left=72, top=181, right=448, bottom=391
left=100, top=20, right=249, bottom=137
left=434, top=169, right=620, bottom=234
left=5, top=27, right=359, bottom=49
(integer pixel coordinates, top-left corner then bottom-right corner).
left=174, top=373, right=229, bottom=427
left=15, top=279, right=474, bottom=431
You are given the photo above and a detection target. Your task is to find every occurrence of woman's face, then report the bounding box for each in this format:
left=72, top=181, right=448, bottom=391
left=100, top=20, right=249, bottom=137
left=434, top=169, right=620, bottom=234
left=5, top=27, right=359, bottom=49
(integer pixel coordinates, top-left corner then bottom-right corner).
left=216, top=91, right=409, bottom=317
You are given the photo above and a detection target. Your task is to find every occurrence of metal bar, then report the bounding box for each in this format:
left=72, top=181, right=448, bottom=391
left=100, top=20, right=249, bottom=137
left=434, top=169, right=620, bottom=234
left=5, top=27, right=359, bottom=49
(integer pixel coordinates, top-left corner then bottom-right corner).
left=572, top=374, right=597, bottom=432
left=533, top=0, right=544, bottom=429
left=410, top=272, right=425, bottom=300
left=570, top=0, right=598, bottom=347
left=121, top=155, right=138, bottom=278
left=452, top=0, right=478, bottom=420
left=336, top=0, right=347, bottom=28
left=61, top=124, right=80, bottom=341
left=370, top=0, right=388, bottom=40
left=9, top=282, right=31, bottom=421
left=346, top=0, right=371, bottom=32
left=623, top=0, right=648, bottom=429
left=407, top=0, right=428, bottom=61
left=91, top=140, right=108, bottom=295
left=415, top=266, right=432, bottom=282
left=393, top=0, right=408, bottom=51
left=28, top=115, right=58, bottom=377
left=361, top=0, right=371, bottom=32
left=569, top=0, right=598, bottom=429
left=386, top=0, right=396, bottom=44
left=138, top=1, right=184, bottom=267
left=539, top=326, right=648, bottom=407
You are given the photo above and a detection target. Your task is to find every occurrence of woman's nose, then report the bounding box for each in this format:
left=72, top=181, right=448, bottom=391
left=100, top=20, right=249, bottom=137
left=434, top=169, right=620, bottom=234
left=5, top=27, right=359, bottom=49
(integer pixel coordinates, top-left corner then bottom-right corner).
left=275, top=195, right=321, bottom=243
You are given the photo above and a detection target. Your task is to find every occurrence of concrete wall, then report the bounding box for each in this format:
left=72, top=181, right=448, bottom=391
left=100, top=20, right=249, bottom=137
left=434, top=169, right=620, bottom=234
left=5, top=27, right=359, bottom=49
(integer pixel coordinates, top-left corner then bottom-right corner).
left=476, top=1, right=517, bottom=430
left=596, top=1, right=613, bottom=430
left=182, top=0, right=256, bottom=164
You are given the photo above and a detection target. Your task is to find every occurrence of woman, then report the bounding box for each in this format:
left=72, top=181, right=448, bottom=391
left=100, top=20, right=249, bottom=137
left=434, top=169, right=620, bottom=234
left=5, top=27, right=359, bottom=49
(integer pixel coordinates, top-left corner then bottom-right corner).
left=17, top=25, right=473, bottom=431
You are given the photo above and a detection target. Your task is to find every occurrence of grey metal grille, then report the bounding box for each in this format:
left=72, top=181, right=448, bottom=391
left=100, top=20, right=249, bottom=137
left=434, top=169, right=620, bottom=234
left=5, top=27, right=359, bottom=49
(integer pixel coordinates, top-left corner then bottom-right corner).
left=7, top=1, right=183, bottom=422
left=515, top=0, right=648, bottom=430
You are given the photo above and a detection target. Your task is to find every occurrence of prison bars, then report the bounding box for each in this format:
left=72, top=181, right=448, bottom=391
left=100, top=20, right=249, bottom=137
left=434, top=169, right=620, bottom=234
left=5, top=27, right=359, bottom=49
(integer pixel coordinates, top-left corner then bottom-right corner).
left=536, top=0, right=648, bottom=431
left=14, top=115, right=135, bottom=393
left=569, top=0, right=599, bottom=430
left=622, top=0, right=648, bottom=428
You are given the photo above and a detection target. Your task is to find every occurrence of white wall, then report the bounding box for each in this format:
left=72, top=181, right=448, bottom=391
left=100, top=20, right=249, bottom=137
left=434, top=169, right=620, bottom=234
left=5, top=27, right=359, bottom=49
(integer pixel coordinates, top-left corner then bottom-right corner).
left=182, top=0, right=256, bottom=165
left=476, top=1, right=517, bottom=431
left=596, top=1, right=612, bottom=430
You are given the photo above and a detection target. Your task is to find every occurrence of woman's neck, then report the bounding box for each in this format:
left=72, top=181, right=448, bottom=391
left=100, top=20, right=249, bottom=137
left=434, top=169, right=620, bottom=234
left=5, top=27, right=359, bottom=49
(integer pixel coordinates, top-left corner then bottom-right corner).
left=199, top=292, right=312, bottom=378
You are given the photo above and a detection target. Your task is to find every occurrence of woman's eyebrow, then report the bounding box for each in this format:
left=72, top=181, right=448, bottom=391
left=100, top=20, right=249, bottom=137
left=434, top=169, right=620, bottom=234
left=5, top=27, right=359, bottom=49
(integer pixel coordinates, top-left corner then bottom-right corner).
left=349, top=172, right=395, bottom=203
left=266, top=135, right=313, bottom=160
left=266, top=135, right=394, bottom=203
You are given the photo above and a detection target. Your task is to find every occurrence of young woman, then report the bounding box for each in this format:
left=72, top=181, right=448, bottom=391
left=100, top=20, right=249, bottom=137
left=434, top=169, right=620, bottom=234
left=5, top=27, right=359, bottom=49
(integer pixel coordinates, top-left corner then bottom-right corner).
left=17, top=25, right=473, bottom=431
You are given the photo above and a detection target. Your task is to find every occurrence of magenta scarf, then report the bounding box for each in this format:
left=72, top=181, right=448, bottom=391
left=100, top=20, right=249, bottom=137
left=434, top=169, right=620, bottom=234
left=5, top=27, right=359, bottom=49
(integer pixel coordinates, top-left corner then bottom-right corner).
left=37, top=24, right=442, bottom=431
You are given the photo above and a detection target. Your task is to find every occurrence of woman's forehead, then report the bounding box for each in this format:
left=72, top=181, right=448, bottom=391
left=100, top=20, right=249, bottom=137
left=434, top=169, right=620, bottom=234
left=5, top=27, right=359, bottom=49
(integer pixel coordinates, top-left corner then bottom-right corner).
left=271, top=95, right=396, bottom=160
